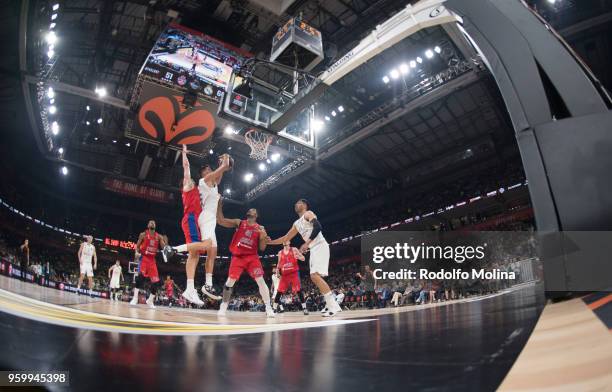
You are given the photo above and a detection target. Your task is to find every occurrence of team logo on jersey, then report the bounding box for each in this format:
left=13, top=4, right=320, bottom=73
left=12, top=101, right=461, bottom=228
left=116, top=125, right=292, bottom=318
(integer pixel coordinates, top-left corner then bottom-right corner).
left=137, top=94, right=215, bottom=146
left=245, top=229, right=253, bottom=237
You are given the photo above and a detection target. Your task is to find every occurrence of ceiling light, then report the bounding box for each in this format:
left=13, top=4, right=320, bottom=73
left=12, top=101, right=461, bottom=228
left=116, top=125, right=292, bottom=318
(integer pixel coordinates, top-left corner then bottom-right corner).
left=97, top=118, right=103, bottom=124
left=86, top=105, right=90, bottom=111
left=434, top=46, right=441, bottom=54
left=225, top=189, right=231, bottom=194
left=416, top=57, right=423, bottom=63
left=390, top=69, right=399, bottom=79
left=112, top=140, right=117, bottom=143
left=47, top=87, right=55, bottom=99
left=95, top=87, right=107, bottom=97
left=51, top=13, right=58, bottom=20
left=209, top=149, right=214, bottom=154
left=93, top=137, right=98, bottom=141
left=224, top=125, right=234, bottom=134
left=410, top=60, right=416, bottom=68
left=331, top=110, right=337, bottom=117
left=45, top=31, right=57, bottom=45
left=49, top=98, right=55, bottom=104
left=244, top=173, right=254, bottom=182
left=49, top=23, right=56, bottom=29
left=270, top=153, right=280, bottom=162
left=266, top=159, right=271, bottom=164
left=324, top=115, right=331, bottom=121
left=51, top=121, right=59, bottom=135
left=311, top=119, right=324, bottom=132
left=125, top=142, right=131, bottom=147
left=52, top=3, right=60, bottom=11
left=382, top=75, right=390, bottom=84
left=258, top=163, right=266, bottom=171
left=58, top=147, right=64, bottom=154
left=399, top=63, right=409, bottom=74
left=425, top=49, right=434, bottom=59
left=86, top=121, right=90, bottom=125
left=337, top=105, right=344, bottom=112
left=47, top=49, right=55, bottom=58
left=48, top=105, right=57, bottom=114
left=61, top=166, right=68, bottom=175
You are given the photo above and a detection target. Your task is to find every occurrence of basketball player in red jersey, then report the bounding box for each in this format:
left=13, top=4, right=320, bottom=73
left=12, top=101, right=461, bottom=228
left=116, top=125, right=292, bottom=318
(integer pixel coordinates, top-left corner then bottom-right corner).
left=130, top=220, right=168, bottom=308
left=274, top=241, right=309, bottom=315
left=171, top=145, right=215, bottom=305
left=216, top=199, right=275, bottom=317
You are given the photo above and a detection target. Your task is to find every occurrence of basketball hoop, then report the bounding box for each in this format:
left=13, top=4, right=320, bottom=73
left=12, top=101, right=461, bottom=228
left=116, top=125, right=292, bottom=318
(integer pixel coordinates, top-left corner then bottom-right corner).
left=244, top=129, right=273, bottom=160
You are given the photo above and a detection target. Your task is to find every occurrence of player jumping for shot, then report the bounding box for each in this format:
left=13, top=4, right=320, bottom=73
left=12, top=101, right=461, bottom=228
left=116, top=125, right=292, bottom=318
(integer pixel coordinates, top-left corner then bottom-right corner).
left=170, top=145, right=214, bottom=305
left=216, top=199, right=275, bottom=318
left=267, top=199, right=342, bottom=317
left=198, top=152, right=231, bottom=299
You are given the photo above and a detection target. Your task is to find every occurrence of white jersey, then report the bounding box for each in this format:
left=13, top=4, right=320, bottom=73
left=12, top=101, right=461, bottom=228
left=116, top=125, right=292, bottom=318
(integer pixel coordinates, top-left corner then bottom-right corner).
left=110, top=265, right=122, bottom=279
left=294, top=213, right=326, bottom=248
left=198, top=178, right=220, bottom=219
left=81, top=243, right=95, bottom=264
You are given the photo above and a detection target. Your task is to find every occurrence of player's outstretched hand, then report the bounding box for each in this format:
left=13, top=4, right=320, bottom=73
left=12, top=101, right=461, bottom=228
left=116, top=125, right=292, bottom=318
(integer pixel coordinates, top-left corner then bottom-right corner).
left=299, top=243, right=309, bottom=254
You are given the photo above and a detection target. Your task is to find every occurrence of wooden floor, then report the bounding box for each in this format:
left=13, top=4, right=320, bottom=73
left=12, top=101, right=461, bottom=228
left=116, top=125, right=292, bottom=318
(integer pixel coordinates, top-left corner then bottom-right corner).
left=499, top=297, right=612, bottom=391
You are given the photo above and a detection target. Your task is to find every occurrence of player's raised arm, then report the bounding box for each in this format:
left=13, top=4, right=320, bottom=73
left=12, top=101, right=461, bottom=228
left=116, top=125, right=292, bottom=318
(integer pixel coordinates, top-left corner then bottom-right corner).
left=205, top=154, right=230, bottom=184
left=258, top=226, right=268, bottom=251
left=182, top=145, right=194, bottom=191
left=216, top=198, right=241, bottom=228
left=267, top=225, right=299, bottom=246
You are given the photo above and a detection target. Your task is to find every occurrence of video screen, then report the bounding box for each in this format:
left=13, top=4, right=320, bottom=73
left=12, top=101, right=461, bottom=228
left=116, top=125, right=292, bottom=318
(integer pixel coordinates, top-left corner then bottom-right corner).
left=140, top=24, right=250, bottom=100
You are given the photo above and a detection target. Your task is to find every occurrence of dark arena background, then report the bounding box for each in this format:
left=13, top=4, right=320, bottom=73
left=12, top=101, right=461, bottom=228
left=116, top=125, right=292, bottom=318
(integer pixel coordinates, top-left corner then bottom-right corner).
left=0, top=0, right=611, bottom=391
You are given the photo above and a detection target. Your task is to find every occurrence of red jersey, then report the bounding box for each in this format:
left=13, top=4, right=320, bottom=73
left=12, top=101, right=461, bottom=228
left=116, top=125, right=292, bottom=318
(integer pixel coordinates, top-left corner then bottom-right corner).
left=182, top=187, right=202, bottom=216
left=229, top=220, right=261, bottom=256
left=140, top=231, right=160, bottom=257
left=279, top=248, right=299, bottom=275
left=165, top=280, right=174, bottom=295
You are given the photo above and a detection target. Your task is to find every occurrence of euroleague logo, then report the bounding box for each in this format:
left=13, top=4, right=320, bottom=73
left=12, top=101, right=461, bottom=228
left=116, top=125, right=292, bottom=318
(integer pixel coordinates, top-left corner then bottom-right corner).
left=137, top=95, right=215, bottom=145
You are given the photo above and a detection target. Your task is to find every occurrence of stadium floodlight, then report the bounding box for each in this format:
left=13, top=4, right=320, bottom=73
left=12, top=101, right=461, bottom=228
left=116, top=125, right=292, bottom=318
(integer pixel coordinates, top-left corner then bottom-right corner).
left=382, top=75, right=390, bottom=84
left=244, top=172, right=254, bottom=182
left=224, top=125, right=234, bottom=134
left=416, top=56, right=423, bottom=63
left=58, top=147, right=64, bottom=154
left=112, top=140, right=117, bottom=143
left=209, top=149, right=214, bottom=154
left=399, top=63, right=409, bottom=74
left=324, top=115, right=331, bottom=121
left=93, top=137, right=98, bottom=141
left=225, top=189, right=231, bottom=194
left=270, top=153, right=280, bottom=162
left=52, top=3, right=60, bottom=10
left=311, top=119, right=324, bottom=132
left=61, top=166, right=68, bottom=175
left=95, top=87, right=107, bottom=97
left=86, top=121, right=90, bottom=125
left=425, top=49, right=434, bottom=59
left=337, top=105, right=344, bottom=112
left=47, top=48, right=55, bottom=58
left=434, top=46, right=441, bottom=54
left=48, top=105, right=57, bottom=114
left=51, top=121, right=59, bottom=135
left=410, top=60, right=417, bottom=68
left=45, top=31, right=57, bottom=45
left=86, top=105, right=90, bottom=111
left=49, top=99, right=55, bottom=105
left=266, top=159, right=271, bottom=164
left=49, top=23, right=56, bottom=29
left=258, top=163, right=266, bottom=171
left=331, top=110, right=337, bottom=117
left=390, top=69, right=399, bottom=79
left=125, top=142, right=131, bottom=147
left=97, top=118, right=103, bottom=124
left=51, top=13, right=58, bottom=20
left=547, top=0, right=556, bottom=3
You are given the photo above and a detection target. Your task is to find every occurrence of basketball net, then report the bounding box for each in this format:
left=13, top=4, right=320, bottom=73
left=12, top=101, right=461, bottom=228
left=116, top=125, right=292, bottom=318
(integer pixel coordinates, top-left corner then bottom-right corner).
left=244, top=129, right=273, bottom=160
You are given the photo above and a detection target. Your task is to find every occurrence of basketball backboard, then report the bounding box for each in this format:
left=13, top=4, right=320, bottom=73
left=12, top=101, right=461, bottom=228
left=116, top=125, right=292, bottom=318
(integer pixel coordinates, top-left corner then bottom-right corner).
left=218, top=62, right=319, bottom=156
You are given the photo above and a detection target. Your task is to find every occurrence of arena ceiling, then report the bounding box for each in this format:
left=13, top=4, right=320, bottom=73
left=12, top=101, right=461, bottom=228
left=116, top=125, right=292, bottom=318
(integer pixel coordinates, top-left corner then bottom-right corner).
left=1, top=0, right=611, bottom=228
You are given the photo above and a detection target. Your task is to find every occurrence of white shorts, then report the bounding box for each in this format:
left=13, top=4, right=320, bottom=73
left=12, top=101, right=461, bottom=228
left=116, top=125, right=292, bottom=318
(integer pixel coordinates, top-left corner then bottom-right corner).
left=109, top=276, right=120, bottom=289
left=309, top=241, right=330, bottom=276
left=80, top=262, right=94, bottom=277
left=198, top=212, right=217, bottom=247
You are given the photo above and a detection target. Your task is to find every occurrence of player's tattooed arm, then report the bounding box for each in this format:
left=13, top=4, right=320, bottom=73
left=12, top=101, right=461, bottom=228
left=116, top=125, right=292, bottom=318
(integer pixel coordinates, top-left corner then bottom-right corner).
left=216, top=198, right=241, bottom=228
left=267, top=225, right=299, bottom=246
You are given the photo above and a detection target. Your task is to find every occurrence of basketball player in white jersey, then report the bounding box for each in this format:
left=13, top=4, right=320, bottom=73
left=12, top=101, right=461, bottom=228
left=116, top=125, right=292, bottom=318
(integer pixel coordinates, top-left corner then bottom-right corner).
left=198, top=154, right=231, bottom=299
left=267, top=199, right=342, bottom=316
left=108, top=260, right=124, bottom=300
left=77, top=235, right=97, bottom=296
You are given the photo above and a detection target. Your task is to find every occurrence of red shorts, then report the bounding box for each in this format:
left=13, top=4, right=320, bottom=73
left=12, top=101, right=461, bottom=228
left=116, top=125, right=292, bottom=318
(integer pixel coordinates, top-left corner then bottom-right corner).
left=277, top=272, right=301, bottom=293
left=228, top=254, right=264, bottom=281
left=181, top=213, right=201, bottom=244
left=138, top=255, right=159, bottom=283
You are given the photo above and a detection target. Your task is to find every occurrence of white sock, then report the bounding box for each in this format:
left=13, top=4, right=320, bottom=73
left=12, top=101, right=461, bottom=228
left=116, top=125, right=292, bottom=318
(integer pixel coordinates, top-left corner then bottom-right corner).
left=133, top=288, right=139, bottom=298
left=301, top=303, right=307, bottom=309
left=187, top=279, right=195, bottom=291
left=255, top=277, right=271, bottom=306
left=205, top=273, right=213, bottom=287
left=148, top=294, right=155, bottom=302
left=280, top=304, right=284, bottom=311
left=323, top=292, right=334, bottom=308
left=174, top=244, right=188, bottom=253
